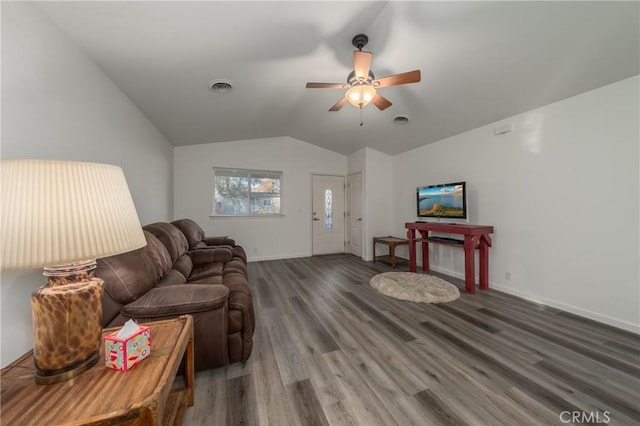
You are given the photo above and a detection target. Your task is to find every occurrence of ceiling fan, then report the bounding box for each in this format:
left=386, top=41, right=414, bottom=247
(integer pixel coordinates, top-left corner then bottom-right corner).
left=306, top=34, right=421, bottom=113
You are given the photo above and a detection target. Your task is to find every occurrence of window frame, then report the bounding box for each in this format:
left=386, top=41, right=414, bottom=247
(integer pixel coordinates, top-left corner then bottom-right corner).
left=211, top=167, right=283, bottom=217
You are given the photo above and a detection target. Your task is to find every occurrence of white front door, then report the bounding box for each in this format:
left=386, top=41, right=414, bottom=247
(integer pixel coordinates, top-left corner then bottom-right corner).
left=312, top=175, right=345, bottom=255
left=347, top=172, right=363, bottom=258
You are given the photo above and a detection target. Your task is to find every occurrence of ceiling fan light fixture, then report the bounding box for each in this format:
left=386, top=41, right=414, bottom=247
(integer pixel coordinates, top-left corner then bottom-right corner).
left=345, top=85, right=376, bottom=107
left=306, top=34, right=421, bottom=113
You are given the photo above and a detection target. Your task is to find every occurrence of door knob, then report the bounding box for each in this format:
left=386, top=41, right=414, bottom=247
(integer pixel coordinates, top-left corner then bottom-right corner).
left=357, top=218, right=362, bottom=221
left=313, top=218, right=320, bottom=221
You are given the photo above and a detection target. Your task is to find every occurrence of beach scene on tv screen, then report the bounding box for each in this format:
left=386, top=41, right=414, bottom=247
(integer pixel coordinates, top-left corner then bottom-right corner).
left=418, top=184, right=464, bottom=217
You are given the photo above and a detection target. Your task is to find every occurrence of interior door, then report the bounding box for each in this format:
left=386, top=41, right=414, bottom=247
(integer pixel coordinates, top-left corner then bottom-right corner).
left=347, top=172, right=363, bottom=258
left=312, top=175, right=345, bottom=255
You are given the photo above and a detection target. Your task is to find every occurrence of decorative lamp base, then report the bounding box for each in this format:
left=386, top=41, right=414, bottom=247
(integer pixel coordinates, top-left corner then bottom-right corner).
left=32, top=260, right=104, bottom=385
left=35, top=351, right=99, bottom=385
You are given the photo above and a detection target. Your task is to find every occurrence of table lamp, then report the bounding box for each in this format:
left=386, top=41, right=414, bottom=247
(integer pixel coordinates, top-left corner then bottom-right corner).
left=0, top=160, right=147, bottom=384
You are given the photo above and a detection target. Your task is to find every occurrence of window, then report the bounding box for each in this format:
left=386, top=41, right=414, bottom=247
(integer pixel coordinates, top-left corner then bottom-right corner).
left=325, top=189, right=333, bottom=230
left=213, top=167, right=282, bottom=216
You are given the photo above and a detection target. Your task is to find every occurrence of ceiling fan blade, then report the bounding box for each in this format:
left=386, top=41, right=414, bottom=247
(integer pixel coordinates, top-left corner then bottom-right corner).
left=374, top=70, right=421, bottom=88
left=329, top=98, right=349, bottom=112
left=372, top=93, right=392, bottom=111
left=353, top=51, right=373, bottom=80
left=306, top=82, right=346, bottom=89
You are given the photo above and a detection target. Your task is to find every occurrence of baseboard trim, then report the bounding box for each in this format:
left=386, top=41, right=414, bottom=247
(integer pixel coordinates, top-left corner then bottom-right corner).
left=247, top=253, right=310, bottom=262
left=429, top=265, right=640, bottom=335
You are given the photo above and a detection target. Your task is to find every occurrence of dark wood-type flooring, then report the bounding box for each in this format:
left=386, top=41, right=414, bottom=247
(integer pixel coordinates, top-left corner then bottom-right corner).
left=183, top=254, right=640, bottom=425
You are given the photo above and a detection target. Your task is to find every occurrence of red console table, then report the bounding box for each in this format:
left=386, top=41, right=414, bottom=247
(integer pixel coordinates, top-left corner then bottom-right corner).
left=405, top=222, right=494, bottom=294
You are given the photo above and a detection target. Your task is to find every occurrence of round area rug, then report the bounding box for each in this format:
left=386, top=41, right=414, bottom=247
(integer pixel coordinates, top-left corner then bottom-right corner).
left=370, top=272, right=460, bottom=304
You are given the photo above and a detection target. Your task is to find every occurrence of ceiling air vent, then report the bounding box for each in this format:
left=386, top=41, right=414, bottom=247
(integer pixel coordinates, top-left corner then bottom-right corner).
left=209, top=79, right=233, bottom=94
left=393, top=115, right=409, bottom=125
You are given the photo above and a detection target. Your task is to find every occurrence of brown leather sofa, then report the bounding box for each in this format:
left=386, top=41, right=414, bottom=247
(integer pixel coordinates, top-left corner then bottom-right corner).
left=95, top=220, right=254, bottom=372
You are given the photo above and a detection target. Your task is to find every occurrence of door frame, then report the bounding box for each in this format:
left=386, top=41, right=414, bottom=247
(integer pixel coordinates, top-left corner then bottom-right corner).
left=347, top=171, right=364, bottom=258
left=310, top=173, right=347, bottom=255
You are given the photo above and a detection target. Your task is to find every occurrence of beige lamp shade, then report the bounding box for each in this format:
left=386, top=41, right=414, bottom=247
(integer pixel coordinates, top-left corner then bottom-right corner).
left=1, top=159, right=147, bottom=270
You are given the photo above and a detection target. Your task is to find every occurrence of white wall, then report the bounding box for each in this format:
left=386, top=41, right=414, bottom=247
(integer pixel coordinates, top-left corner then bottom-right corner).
left=174, top=136, right=347, bottom=261
left=392, top=76, right=640, bottom=332
left=0, top=2, right=174, bottom=367
left=364, top=148, right=394, bottom=260
left=347, top=148, right=394, bottom=260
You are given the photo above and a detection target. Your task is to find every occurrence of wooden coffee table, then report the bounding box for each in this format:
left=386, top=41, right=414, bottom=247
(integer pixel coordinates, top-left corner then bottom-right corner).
left=1, top=315, right=194, bottom=425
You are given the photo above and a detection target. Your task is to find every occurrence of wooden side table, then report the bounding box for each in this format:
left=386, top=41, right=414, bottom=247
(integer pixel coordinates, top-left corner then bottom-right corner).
left=1, top=315, right=195, bottom=425
left=373, top=236, right=409, bottom=269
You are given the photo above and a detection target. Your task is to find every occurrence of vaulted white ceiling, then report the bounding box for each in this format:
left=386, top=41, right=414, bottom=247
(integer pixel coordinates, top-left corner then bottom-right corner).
left=38, top=1, right=639, bottom=155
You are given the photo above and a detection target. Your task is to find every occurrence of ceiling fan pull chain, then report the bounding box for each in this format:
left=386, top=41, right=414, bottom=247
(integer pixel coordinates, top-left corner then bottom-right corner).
left=360, top=105, right=364, bottom=127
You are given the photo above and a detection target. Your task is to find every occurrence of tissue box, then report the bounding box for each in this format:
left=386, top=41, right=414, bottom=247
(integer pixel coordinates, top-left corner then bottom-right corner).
left=104, top=326, right=151, bottom=371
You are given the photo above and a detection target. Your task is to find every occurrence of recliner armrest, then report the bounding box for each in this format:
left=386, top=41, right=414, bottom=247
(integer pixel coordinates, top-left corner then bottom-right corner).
left=204, top=236, right=237, bottom=246
left=122, top=284, right=229, bottom=318
left=188, top=246, right=233, bottom=265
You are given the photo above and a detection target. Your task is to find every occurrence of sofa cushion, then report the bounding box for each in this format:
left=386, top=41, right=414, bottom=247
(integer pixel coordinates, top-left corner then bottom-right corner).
left=172, top=255, right=193, bottom=278
left=157, top=269, right=187, bottom=287
left=97, top=231, right=171, bottom=305
left=122, top=284, right=229, bottom=317
left=171, top=218, right=206, bottom=249
left=143, top=222, right=190, bottom=264
left=189, top=262, right=225, bottom=282
left=172, top=218, right=238, bottom=248
left=101, top=290, right=124, bottom=328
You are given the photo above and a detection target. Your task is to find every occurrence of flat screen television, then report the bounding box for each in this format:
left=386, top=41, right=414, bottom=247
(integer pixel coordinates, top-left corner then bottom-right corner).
left=416, top=181, right=467, bottom=219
